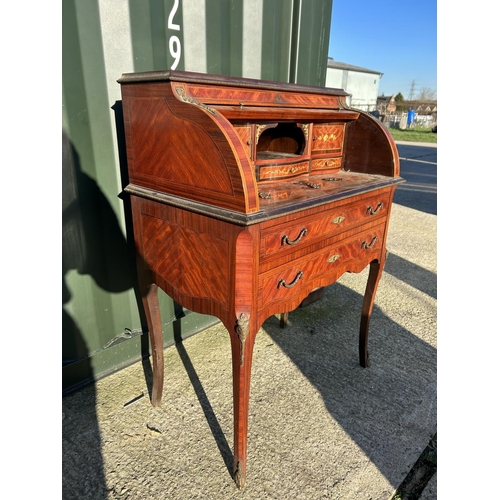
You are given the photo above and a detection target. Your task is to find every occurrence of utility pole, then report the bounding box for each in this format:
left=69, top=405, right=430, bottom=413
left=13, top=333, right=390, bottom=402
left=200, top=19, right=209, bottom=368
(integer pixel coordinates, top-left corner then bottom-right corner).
left=407, top=79, right=417, bottom=101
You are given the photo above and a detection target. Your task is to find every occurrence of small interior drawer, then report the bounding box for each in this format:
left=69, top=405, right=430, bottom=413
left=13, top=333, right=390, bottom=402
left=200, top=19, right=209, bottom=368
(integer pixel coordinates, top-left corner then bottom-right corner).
left=257, top=160, right=309, bottom=182
left=311, top=157, right=342, bottom=171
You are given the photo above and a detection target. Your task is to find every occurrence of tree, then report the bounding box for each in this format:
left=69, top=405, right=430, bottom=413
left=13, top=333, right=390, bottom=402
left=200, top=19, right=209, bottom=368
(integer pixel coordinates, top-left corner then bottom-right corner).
left=417, top=87, right=437, bottom=101
left=395, top=92, right=405, bottom=112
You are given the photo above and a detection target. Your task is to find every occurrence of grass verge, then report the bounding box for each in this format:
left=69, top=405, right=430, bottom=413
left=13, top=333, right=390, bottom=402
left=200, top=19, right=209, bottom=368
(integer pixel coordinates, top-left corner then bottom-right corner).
left=387, top=126, right=437, bottom=144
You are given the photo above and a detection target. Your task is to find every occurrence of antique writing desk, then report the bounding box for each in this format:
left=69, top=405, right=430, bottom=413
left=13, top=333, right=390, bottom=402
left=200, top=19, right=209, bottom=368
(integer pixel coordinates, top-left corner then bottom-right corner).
left=118, top=70, right=403, bottom=489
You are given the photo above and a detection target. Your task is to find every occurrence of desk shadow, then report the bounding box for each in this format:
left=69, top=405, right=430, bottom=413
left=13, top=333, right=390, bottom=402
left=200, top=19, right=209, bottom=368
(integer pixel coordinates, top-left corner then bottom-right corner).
left=112, top=100, right=154, bottom=398
left=262, top=277, right=437, bottom=489
left=62, top=129, right=118, bottom=499
left=62, top=127, right=146, bottom=499
left=172, top=304, right=234, bottom=478
left=62, top=385, right=109, bottom=500
left=384, top=252, right=437, bottom=299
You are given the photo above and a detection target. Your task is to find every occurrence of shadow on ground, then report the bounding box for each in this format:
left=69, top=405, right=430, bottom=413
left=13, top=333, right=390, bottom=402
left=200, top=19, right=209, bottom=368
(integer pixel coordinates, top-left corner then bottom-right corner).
left=260, top=271, right=436, bottom=490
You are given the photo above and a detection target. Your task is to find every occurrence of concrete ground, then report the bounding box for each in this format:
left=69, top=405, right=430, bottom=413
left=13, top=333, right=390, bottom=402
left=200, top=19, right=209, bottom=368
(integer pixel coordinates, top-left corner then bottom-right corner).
left=62, top=143, right=437, bottom=499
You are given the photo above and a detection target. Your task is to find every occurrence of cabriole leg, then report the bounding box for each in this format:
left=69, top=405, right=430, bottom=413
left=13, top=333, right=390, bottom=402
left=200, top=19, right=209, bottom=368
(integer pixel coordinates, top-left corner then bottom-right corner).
left=143, top=283, right=164, bottom=407
left=359, top=254, right=386, bottom=368
left=230, top=313, right=257, bottom=490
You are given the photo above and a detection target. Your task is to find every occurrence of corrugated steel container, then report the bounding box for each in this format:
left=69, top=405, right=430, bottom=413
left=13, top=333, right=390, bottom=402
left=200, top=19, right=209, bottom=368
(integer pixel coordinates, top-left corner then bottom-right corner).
left=62, top=0, right=333, bottom=393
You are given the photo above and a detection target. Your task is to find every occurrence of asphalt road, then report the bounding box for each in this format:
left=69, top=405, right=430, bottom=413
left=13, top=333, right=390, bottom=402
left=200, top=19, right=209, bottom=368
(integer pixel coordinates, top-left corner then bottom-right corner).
left=393, top=141, right=437, bottom=215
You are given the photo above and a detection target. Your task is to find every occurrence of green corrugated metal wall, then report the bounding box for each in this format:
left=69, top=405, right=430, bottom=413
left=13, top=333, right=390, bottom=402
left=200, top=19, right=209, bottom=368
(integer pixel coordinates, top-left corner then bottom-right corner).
left=62, top=0, right=333, bottom=394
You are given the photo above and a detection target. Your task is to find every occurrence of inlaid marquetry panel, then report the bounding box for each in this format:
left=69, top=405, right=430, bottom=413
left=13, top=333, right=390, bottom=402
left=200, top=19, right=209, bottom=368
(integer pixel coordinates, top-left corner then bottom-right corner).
left=141, top=214, right=230, bottom=308
left=128, top=97, right=234, bottom=195
left=311, top=123, right=345, bottom=154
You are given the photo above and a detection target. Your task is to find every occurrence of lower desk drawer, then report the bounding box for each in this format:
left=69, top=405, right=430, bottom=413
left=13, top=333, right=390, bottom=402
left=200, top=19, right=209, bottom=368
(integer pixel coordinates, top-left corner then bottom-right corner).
left=258, top=223, right=386, bottom=311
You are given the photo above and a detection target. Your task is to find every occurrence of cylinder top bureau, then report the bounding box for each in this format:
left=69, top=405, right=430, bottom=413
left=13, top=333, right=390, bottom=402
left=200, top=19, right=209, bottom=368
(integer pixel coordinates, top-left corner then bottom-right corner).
left=117, top=70, right=404, bottom=489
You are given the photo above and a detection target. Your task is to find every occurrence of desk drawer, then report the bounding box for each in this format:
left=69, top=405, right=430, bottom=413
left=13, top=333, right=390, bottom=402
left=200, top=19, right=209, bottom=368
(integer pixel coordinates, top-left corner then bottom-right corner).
left=310, top=157, right=342, bottom=171
left=260, top=191, right=391, bottom=262
left=258, top=223, right=386, bottom=309
left=257, top=160, right=309, bottom=181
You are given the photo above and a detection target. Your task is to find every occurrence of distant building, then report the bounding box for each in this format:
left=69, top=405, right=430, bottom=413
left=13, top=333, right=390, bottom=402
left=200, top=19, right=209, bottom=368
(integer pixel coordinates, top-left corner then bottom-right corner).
left=325, top=57, right=383, bottom=112
left=415, top=103, right=437, bottom=114
left=386, top=99, right=437, bottom=115
left=377, top=95, right=397, bottom=114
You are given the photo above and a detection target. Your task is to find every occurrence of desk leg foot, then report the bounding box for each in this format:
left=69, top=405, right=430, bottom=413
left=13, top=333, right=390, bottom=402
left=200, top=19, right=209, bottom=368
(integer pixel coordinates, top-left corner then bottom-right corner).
left=359, top=257, right=384, bottom=368
left=143, top=283, right=164, bottom=407
left=234, top=461, right=246, bottom=490
left=363, top=350, right=371, bottom=368
left=279, top=312, right=289, bottom=328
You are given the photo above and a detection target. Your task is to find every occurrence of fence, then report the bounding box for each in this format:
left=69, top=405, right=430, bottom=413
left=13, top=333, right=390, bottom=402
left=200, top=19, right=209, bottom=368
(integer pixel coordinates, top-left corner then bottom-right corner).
left=383, top=113, right=437, bottom=129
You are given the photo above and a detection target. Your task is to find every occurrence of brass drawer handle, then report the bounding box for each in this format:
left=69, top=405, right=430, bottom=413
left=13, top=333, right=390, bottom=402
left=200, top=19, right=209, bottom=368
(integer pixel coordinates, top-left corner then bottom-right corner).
left=278, top=271, right=304, bottom=289
left=299, top=180, right=322, bottom=189
left=367, top=202, right=384, bottom=215
left=302, top=181, right=321, bottom=189
left=361, top=236, right=378, bottom=249
left=282, top=228, right=307, bottom=246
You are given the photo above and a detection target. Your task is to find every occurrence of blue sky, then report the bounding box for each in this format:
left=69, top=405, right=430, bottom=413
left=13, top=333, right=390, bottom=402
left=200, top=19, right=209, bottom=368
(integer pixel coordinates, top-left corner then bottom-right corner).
left=328, top=0, right=437, bottom=99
